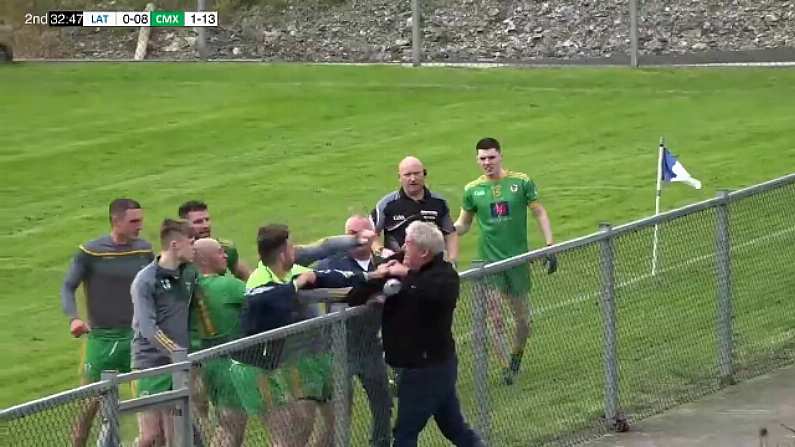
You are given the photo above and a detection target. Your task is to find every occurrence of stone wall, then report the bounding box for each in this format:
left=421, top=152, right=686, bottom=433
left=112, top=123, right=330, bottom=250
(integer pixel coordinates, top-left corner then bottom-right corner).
left=9, top=0, right=795, bottom=62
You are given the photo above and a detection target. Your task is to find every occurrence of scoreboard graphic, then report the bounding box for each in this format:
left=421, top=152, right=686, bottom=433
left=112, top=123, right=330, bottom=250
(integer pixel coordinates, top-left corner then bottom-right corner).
left=43, top=10, right=218, bottom=27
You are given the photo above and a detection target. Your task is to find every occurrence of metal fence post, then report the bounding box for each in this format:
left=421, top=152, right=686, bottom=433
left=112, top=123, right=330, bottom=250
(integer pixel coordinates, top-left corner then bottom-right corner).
left=171, top=349, right=192, bottom=447
left=470, top=261, right=492, bottom=444
left=97, top=371, right=121, bottom=447
left=599, top=223, right=623, bottom=430
left=411, top=0, right=422, bottom=66
left=196, top=0, right=208, bottom=59
left=629, top=0, right=639, bottom=67
left=715, top=190, right=735, bottom=386
left=332, top=315, right=351, bottom=447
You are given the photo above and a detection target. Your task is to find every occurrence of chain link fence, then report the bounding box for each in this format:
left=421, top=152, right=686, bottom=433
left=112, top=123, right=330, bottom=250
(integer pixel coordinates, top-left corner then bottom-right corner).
left=2, top=173, right=794, bottom=446
left=729, top=181, right=795, bottom=381
left=1, top=382, right=112, bottom=446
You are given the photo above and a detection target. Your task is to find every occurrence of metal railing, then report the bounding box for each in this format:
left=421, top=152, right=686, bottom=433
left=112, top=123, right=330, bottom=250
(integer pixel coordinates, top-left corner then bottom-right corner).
left=2, top=172, right=794, bottom=446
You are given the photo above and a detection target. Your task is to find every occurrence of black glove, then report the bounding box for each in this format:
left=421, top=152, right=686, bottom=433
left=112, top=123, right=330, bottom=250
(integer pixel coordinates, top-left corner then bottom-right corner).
left=543, top=252, right=558, bottom=274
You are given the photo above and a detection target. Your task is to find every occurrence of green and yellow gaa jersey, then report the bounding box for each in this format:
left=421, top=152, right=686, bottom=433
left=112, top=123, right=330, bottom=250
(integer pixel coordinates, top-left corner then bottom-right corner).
left=195, top=274, right=246, bottom=347
left=462, top=171, right=539, bottom=261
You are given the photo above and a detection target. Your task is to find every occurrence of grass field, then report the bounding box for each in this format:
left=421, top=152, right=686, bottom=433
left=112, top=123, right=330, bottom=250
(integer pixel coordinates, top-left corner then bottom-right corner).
left=1, top=63, right=795, bottom=445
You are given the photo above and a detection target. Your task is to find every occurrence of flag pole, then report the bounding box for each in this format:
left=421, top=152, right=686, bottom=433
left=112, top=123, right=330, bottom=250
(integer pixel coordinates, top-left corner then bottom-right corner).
left=652, top=137, right=664, bottom=275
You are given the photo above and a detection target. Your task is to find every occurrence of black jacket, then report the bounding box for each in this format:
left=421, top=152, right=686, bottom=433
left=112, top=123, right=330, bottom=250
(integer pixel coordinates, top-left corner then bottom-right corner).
left=237, top=270, right=370, bottom=369
left=350, top=253, right=459, bottom=368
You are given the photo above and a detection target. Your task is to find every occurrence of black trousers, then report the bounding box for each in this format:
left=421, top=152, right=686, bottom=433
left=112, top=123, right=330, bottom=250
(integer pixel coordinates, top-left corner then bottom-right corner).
left=392, top=357, right=483, bottom=447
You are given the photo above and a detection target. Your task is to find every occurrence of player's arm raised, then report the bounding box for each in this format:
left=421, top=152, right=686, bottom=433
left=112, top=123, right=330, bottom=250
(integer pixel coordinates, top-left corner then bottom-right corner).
left=61, top=248, right=90, bottom=337
left=294, top=232, right=375, bottom=266
left=231, top=258, right=252, bottom=281
left=369, top=202, right=394, bottom=258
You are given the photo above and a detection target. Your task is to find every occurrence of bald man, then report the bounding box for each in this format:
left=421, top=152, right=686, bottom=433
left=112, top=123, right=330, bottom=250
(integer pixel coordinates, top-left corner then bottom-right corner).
left=371, top=156, right=458, bottom=265
left=192, top=238, right=249, bottom=447
left=316, top=215, right=392, bottom=447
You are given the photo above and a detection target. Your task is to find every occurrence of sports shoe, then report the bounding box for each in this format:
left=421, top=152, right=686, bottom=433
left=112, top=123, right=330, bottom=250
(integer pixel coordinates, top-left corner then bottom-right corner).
left=502, top=367, right=515, bottom=385
left=503, top=352, right=523, bottom=385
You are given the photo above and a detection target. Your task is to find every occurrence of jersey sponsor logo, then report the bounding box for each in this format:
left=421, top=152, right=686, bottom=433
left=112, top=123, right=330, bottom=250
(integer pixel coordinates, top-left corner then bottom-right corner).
left=510, top=184, right=519, bottom=193
left=392, top=214, right=406, bottom=221
left=490, top=201, right=511, bottom=218
left=474, top=189, right=486, bottom=196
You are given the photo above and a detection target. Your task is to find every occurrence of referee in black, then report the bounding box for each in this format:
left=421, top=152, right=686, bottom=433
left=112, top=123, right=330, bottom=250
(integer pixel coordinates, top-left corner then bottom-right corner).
left=349, top=221, right=484, bottom=447
left=371, top=156, right=459, bottom=266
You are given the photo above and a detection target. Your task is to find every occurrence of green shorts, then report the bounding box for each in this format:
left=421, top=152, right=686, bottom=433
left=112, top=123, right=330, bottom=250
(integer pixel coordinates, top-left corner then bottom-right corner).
left=486, top=264, right=532, bottom=298
left=285, top=354, right=333, bottom=402
left=230, top=361, right=291, bottom=416
left=203, top=358, right=245, bottom=409
left=133, top=374, right=172, bottom=398
left=81, top=328, right=133, bottom=384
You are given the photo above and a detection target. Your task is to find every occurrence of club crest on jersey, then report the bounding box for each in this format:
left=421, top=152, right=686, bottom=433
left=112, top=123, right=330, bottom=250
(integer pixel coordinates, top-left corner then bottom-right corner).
left=160, top=279, right=172, bottom=290
left=510, top=184, right=519, bottom=193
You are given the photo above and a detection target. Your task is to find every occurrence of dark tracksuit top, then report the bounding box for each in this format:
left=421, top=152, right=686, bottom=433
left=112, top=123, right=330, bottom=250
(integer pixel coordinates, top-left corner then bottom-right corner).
left=371, top=187, right=456, bottom=252
left=60, top=235, right=154, bottom=328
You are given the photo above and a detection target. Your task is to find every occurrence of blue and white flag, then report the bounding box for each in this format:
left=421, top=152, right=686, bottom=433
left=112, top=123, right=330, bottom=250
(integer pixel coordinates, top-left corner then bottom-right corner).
left=661, top=147, right=702, bottom=189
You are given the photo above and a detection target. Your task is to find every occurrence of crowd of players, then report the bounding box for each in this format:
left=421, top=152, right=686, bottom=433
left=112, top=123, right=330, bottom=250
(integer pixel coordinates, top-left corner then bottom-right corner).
left=60, top=137, right=557, bottom=447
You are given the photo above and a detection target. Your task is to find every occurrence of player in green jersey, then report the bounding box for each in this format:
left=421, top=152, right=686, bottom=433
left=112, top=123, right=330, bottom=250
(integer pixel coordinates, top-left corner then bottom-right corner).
left=178, top=199, right=251, bottom=430
left=193, top=238, right=249, bottom=447
left=61, top=198, right=153, bottom=447
left=178, top=200, right=252, bottom=281
left=455, top=137, right=558, bottom=385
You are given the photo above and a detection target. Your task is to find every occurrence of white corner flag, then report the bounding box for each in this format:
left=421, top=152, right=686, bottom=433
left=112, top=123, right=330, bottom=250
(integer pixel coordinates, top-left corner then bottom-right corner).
left=661, top=146, right=702, bottom=189
left=652, top=138, right=703, bottom=275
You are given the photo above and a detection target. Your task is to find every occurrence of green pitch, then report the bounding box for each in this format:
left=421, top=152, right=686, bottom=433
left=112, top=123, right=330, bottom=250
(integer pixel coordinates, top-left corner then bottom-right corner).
left=1, top=63, right=794, bottom=445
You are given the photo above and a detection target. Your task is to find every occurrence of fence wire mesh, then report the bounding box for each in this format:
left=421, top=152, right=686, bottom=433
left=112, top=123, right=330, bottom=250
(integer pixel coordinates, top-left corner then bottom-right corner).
left=3, top=175, right=795, bottom=446
left=341, top=305, right=392, bottom=447
left=462, top=242, right=608, bottom=446
left=614, top=207, right=720, bottom=422
left=729, top=182, right=795, bottom=380
left=191, top=317, right=341, bottom=446
left=1, top=384, right=111, bottom=447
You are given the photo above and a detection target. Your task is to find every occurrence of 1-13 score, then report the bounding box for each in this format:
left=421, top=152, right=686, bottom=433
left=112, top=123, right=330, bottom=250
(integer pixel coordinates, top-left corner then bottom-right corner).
left=186, top=11, right=218, bottom=27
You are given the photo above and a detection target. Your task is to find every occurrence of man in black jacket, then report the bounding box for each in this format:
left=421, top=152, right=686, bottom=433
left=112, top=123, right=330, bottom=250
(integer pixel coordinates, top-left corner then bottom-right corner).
left=350, top=220, right=484, bottom=447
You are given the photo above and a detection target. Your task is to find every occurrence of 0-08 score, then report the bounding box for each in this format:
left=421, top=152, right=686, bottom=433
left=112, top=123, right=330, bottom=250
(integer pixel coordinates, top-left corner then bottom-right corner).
left=118, top=11, right=149, bottom=26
